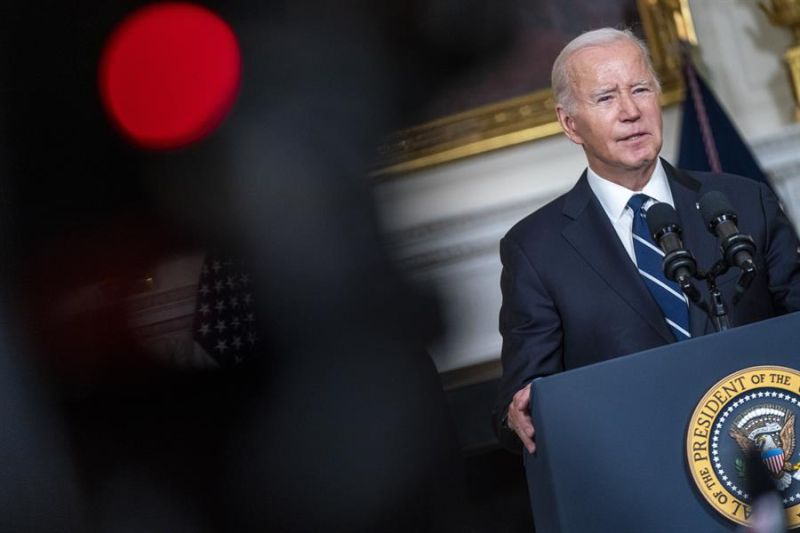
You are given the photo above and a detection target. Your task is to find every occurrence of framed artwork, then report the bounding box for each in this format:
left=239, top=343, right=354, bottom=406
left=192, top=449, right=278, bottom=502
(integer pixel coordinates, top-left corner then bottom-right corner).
left=376, top=0, right=696, bottom=176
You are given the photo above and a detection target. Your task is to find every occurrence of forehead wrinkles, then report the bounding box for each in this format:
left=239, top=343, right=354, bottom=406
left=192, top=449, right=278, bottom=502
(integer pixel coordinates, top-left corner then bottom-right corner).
left=567, top=43, right=650, bottom=95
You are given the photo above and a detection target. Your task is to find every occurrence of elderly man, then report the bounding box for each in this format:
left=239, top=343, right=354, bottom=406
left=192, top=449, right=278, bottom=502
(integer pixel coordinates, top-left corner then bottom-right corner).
left=495, top=28, right=800, bottom=453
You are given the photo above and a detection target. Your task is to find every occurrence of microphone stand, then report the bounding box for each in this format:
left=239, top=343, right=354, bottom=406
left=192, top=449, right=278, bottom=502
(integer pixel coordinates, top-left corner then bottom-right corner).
left=662, top=249, right=734, bottom=333
left=733, top=260, right=757, bottom=305
left=695, top=260, right=732, bottom=332
left=680, top=259, right=755, bottom=333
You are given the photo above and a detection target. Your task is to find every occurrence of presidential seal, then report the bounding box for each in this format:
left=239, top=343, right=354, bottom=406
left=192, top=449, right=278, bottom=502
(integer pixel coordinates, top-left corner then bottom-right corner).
left=687, top=366, right=800, bottom=528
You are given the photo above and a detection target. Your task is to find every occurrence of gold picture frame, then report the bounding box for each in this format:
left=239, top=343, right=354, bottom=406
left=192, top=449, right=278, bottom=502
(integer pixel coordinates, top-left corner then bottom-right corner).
left=375, top=0, right=697, bottom=177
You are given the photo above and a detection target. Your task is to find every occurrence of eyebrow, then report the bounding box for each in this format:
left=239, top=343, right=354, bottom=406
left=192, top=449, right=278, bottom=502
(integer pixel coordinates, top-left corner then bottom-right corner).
left=591, top=79, right=653, bottom=96
left=590, top=86, right=617, bottom=98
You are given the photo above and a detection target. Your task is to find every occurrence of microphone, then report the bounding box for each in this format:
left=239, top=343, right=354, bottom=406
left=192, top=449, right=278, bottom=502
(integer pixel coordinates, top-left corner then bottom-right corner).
left=698, top=191, right=757, bottom=304
left=698, top=191, right=757, bottom=271
left=645, top=202, right=700, bottom=303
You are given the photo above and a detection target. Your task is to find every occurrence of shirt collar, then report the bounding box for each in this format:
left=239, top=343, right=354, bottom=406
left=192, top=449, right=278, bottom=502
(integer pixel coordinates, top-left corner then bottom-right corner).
left=586, top=159, right=674, bottom=222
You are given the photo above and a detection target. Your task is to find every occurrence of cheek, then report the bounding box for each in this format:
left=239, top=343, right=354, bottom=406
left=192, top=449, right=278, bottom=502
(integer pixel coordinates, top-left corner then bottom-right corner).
left=645, top=104, right=663, bottom=125
left=585, top=120, right=614, bottom=144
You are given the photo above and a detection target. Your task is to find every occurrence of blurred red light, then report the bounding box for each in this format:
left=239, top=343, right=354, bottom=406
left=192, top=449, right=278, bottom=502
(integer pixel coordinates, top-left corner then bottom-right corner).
left=99, top=2, right=241, bottom=149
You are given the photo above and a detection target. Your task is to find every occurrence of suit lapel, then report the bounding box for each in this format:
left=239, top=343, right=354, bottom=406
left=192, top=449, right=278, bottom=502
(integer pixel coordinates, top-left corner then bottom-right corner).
left=561, top=172, right=674, bottom=343
left=663, top=160, right=717, bottom=336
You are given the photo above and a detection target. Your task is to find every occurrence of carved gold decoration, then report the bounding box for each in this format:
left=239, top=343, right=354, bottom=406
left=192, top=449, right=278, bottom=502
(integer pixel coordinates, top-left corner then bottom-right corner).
left=760, top=0, right=800, bottom=121
left=375, top=0, right=696, bottom=177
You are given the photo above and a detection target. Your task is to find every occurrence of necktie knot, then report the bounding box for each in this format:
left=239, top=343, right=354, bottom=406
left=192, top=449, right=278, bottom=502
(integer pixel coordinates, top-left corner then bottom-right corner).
left=627, top=193, right=651, bottom=214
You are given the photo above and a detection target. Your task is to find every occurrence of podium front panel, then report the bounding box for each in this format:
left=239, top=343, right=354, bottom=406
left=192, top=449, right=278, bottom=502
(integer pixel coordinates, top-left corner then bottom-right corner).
left=526, top=312, right=800, bottom=532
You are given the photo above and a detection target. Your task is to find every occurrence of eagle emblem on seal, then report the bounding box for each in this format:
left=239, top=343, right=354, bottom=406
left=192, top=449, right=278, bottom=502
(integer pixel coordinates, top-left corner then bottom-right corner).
left=729, top=404, right=800, bottom=490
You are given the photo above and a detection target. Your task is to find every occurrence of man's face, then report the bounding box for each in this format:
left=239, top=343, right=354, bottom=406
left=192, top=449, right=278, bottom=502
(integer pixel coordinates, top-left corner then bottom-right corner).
left=556, top=41, right=663, bottom=185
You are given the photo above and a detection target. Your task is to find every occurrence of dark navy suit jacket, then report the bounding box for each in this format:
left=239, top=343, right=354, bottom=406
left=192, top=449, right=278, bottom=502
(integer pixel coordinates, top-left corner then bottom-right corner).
left=494, top=159, right=800, bottom=450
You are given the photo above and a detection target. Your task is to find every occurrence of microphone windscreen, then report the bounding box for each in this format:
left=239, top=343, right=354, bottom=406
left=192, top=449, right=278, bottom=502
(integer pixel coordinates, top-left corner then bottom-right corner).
left=645, top=201, right=680, bottom=238
left=698, top=191, right=735, bottom=226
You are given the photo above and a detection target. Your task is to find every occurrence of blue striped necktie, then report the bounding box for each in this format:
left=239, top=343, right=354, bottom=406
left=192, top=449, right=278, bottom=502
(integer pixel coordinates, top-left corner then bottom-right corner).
left=627, top=193, right=691, bottom=341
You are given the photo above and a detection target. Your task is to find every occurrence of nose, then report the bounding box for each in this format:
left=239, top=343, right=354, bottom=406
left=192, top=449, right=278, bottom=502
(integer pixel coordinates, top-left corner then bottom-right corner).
left=619, top=93, right=641, bottom=122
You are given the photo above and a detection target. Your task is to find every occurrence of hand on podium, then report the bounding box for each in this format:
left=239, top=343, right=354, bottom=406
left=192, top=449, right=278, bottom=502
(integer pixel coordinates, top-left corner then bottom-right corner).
left=507, top=383, right=536, bottom=453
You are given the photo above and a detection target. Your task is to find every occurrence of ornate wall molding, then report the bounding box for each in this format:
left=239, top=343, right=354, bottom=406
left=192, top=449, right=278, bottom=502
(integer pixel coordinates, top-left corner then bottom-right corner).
left=388, top=198, right=533, bottom=274
left=375, top=0, right=692, bottom=176
left=384, top=189, right=563, bottom=373
left=752, top=123, right=800, bottom=222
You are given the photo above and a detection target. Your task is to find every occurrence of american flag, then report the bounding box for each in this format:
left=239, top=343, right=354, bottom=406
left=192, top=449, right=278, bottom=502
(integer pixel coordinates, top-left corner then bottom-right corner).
left=193, top=254, right=257, bottom=367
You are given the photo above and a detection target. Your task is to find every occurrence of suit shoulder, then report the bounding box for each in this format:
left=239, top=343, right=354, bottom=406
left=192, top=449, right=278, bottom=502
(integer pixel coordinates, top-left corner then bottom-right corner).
left=503, top=193, right=568, bottom=246
left=686, top=169, right=766, bottom=194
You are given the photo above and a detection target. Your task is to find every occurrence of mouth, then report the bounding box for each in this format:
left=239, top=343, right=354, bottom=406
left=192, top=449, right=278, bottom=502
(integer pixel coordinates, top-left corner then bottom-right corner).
left=618, top=132, right=649, bottom=142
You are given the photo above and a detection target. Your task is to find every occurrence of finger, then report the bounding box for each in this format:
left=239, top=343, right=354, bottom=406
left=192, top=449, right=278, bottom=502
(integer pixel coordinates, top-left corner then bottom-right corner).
left=518, top=432, right=536, bottom=454
left=512, top=388, right=530, bottom=408
left=518, top=417, right=535, bottom=439
left=509, top=412, right=535, bottom=440
left=512, top=388, right=531, bottom=413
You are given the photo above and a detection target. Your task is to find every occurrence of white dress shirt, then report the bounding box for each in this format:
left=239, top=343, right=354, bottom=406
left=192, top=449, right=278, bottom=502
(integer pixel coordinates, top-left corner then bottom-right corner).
left=586, top=159, right=675, bottom=265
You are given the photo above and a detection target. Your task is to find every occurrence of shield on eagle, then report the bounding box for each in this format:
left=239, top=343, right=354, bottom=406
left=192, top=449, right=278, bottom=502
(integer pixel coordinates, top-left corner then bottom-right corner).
left=762, top=447, right=786, bottom=476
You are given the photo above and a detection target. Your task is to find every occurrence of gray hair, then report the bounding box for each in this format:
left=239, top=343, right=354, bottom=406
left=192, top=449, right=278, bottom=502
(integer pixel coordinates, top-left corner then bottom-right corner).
left=551, top=28, right=661, bottom=115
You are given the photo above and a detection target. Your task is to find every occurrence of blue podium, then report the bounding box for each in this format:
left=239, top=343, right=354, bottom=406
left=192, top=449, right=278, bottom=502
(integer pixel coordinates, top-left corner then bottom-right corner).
left=526, top=312, right=800, bottom=532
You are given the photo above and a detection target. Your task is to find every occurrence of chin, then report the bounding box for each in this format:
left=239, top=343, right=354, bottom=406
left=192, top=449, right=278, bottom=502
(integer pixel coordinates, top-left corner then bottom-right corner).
left=629, top=152, right=658, bottom=168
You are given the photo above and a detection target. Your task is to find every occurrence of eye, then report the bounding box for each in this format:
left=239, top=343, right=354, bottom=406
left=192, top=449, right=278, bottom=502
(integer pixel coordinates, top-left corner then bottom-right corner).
left=596, top=95, right=613, bottom=103
left=633, top=86, right=651, bottom=95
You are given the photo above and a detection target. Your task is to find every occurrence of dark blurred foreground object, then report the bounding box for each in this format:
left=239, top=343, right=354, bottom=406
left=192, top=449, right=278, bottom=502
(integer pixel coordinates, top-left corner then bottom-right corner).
left=0, top=314, right=85, bottom=532
left=745, top=451, right=788, bottom=533
left=2, top=0, right=517, bottom=531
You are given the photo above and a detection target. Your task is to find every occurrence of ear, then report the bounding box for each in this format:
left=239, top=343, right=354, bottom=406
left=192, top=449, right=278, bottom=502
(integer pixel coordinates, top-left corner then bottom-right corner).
left=556, top=105, right=583, bottom=146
